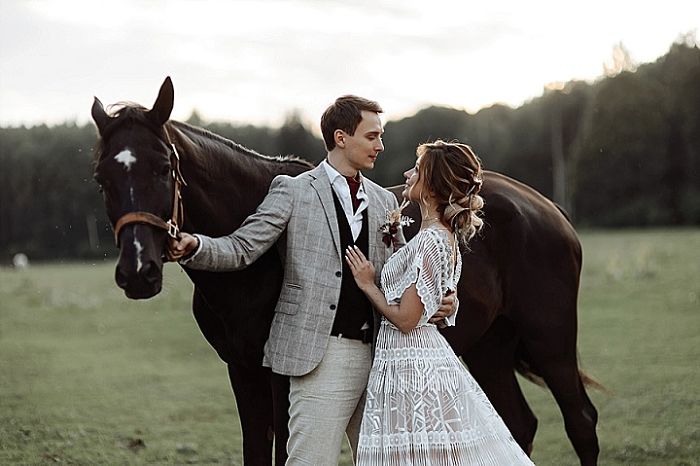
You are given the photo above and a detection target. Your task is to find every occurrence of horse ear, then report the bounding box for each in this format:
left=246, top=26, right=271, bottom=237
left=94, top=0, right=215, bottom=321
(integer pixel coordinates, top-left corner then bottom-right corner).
left=91, top=97, right=110, bottom=135
left=148, top=76, right=174, bottom=127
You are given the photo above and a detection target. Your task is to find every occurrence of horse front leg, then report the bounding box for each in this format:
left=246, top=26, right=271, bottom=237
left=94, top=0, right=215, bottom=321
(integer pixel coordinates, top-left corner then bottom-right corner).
left=271, top=373, right=290, bottom=465
left=227, top=361, right=274, bottom=466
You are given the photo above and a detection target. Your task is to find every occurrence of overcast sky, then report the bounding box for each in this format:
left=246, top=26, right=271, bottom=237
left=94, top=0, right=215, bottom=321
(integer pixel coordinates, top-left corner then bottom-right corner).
left=1, top=0, right=698, bottom=130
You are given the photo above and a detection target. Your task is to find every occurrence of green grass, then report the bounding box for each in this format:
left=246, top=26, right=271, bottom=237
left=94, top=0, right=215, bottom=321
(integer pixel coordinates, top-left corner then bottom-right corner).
left=522, top=229, right=700, bottom=466
left=1, top=229, right=699, bottom=465
left=0, top=264, right=242, bottom=465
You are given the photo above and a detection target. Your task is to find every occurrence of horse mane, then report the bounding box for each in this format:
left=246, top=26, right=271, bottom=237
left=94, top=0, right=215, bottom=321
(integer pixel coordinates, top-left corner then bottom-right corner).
left=93, top=102, right=315, bottom=170
left=170, top=120, right=314, bottom=169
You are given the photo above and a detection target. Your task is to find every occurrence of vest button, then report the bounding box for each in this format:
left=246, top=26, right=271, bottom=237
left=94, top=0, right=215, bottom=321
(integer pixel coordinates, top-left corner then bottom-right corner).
left=335, top=271, right=342, bottom=277
left=330, top=304, right=336, bottom=310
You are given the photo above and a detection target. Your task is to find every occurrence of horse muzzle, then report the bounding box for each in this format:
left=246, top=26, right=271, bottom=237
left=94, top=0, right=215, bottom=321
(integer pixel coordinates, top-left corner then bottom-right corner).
left=115, top=224, right=165, bottom=299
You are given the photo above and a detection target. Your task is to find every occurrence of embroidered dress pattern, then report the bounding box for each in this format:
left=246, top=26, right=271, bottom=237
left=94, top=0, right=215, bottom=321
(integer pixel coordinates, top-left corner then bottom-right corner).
left=357, top=227, right=535, bottom=465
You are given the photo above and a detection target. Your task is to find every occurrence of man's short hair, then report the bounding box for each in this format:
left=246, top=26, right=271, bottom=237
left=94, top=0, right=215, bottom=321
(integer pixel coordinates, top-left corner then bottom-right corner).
left=320, top=95, right=383, bottom=151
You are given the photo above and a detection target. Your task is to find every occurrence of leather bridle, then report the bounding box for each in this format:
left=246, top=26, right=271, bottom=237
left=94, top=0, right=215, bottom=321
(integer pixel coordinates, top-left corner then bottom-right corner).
left=113, top=127, right=187, bottom=247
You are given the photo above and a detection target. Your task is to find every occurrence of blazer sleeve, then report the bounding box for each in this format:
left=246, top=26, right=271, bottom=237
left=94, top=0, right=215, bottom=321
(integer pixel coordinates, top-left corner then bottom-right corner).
left=180, top=175, right=293, bottom=271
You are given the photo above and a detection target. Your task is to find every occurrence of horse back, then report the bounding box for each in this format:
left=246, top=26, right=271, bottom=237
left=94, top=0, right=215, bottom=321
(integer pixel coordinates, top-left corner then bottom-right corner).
left=390, top=170, right=582, bottom=343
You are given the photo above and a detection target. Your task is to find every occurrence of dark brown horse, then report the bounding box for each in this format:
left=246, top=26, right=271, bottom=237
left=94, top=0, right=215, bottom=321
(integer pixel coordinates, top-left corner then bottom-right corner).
left=91, top=77, right=599, bottom=465
left=393, top=176, right=600, bottom=465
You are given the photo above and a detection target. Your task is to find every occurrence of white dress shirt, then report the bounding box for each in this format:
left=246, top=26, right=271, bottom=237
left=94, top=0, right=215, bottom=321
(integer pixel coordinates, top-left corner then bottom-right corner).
left=321, top=160, right=368, bottom=241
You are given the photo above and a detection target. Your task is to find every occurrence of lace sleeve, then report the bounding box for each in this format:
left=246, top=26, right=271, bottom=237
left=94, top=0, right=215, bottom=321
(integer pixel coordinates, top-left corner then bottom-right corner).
left=381, top=229, right=451, bottom=326
left=413, top=230, right=450, bottom=324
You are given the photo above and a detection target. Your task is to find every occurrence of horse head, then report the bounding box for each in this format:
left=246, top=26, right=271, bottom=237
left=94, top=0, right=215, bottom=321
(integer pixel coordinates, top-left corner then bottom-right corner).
left=91, top=77, right=179, bottom=299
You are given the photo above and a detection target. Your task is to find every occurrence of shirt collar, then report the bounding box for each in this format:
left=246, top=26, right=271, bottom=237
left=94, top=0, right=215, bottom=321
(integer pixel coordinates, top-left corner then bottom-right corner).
left=321, top=159, right=364, bottom=188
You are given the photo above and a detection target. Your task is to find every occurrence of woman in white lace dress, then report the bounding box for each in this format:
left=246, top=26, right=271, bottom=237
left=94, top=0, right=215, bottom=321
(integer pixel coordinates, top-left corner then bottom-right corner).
left=345, top=140, right=534, bottom=465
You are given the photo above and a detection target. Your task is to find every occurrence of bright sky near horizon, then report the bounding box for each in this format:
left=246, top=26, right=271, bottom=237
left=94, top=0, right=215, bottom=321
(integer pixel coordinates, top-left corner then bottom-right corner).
left=1, top=0, right=698, bottom=130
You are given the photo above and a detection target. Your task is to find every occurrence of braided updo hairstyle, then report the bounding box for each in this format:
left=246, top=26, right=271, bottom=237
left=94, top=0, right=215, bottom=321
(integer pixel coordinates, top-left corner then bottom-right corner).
left=416, top=140, right=484, bottom=246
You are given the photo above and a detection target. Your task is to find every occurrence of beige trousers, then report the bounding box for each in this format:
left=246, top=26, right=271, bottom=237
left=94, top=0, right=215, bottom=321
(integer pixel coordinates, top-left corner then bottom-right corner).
left=286, top=336, right=372, bottom=466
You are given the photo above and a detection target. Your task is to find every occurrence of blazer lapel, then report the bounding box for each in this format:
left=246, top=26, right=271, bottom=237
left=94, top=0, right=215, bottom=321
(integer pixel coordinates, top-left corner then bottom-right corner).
left=310, top=166, right=342, bottom=259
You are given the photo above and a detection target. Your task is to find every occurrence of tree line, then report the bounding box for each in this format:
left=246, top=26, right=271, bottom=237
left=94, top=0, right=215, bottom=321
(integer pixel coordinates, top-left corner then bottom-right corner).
left=0, top=38, right=698, bottom=262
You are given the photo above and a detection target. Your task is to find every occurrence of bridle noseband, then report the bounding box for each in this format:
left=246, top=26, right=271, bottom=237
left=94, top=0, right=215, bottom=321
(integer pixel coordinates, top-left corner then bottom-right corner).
left=112, top=127, right=187, bottom=247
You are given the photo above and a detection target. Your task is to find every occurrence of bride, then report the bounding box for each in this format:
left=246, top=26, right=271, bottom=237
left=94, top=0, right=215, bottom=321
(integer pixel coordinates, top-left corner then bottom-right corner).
left=345, top=140, right=535, bottom=465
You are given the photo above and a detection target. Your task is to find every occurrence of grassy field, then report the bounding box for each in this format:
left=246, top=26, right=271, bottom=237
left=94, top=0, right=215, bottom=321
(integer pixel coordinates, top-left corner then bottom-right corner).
left=1, top=229, right=699, bottom=465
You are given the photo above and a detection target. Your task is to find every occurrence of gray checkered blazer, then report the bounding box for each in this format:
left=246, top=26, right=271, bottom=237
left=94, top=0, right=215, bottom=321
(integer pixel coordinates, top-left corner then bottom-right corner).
left=182, top=164, right=404, bottom=376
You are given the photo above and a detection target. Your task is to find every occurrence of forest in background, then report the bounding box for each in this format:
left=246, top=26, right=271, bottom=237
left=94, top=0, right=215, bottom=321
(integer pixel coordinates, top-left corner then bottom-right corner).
left=0, top=37, right=698, bottom=261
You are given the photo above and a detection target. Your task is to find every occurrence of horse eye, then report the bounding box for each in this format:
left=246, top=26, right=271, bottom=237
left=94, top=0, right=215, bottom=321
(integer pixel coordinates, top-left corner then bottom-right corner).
left=156, top=165, right=170, bottom=177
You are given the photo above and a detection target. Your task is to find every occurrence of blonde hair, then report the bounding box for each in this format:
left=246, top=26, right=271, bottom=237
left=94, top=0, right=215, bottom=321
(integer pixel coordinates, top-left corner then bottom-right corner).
left=416, top=140, right=484, bottom=246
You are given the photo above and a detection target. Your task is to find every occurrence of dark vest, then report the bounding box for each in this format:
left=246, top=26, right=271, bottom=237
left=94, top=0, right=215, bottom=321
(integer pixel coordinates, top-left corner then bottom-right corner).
left=330, top=190, right=373, bottom=343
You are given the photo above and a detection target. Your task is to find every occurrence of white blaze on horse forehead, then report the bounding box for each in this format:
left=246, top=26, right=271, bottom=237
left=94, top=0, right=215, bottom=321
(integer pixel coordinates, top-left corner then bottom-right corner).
left=115, top=148, right=137, bottom=171
left=134, top=238, right=144, bottom=273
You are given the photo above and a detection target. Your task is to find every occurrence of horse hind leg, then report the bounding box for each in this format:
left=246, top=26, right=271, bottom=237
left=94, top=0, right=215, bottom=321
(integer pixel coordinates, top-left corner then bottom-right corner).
left=545, top=364, right=599, bottom=466
left=462, top=317, right=538, bottom=455
left=520, top=335, right=600, bottom=466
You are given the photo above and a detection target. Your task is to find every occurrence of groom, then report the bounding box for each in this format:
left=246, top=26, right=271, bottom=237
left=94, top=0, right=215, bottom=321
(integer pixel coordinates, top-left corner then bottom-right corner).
left=169, top=96, right=454, bottom=464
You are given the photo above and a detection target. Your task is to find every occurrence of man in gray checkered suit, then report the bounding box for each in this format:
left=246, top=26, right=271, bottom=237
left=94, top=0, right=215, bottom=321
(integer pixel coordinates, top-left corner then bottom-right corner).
left=169, top=96, right=454, bottom=465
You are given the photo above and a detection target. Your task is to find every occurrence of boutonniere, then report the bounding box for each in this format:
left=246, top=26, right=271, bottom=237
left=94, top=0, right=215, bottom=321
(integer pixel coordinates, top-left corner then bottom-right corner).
left=379, top=200, right=414, bottom=248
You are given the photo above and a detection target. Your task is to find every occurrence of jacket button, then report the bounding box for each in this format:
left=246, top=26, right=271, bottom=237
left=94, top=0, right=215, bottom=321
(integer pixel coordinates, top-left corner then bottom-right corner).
left=330, top=304, right=336, bottom=310
left=335, top=271, right=342, bottom=277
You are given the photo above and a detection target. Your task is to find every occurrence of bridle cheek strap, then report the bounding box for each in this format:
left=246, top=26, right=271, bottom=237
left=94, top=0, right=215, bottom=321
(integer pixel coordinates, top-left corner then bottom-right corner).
left=112, top=128, right=187, bottom=247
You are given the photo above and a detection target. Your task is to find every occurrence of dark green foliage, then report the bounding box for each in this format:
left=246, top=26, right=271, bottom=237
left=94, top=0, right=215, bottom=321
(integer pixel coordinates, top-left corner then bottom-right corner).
left=573, top=41, right=700, bottom=225
left=1, top=40, right=698, bottom=260
left=375, top=106, right=473, bottom=187
left=574, top=71, right=672, bottom=225
left=276, top=111, right=326, bottom=164
left=0, top=118, right=324, bottom=261
left=0, top=123, right=114, bottom=261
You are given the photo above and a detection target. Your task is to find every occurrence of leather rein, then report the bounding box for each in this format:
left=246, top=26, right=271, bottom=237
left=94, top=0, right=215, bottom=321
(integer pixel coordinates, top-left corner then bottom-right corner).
left=113, top=127, right=187, bottom=247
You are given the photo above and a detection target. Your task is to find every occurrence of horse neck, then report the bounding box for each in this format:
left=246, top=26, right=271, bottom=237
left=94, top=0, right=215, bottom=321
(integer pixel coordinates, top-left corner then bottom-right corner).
left=168, top=122, right=310, bottom=236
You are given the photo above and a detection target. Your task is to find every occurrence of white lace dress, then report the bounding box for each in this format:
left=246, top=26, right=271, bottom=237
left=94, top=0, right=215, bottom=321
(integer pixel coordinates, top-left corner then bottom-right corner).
left=357, top=226, right=535, bottom=465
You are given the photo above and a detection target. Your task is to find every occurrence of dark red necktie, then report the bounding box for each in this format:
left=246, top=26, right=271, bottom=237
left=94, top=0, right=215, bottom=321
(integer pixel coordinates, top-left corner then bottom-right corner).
left=344, top=175, right=361, bottom=213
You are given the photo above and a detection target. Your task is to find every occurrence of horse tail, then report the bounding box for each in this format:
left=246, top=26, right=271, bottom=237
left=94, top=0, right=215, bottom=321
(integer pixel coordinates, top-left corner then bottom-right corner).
left=513, top=357, right=547, bottom=388
left=514, top=354, right=610, bottom=393
left=578, top=369, right=611, bottom=394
